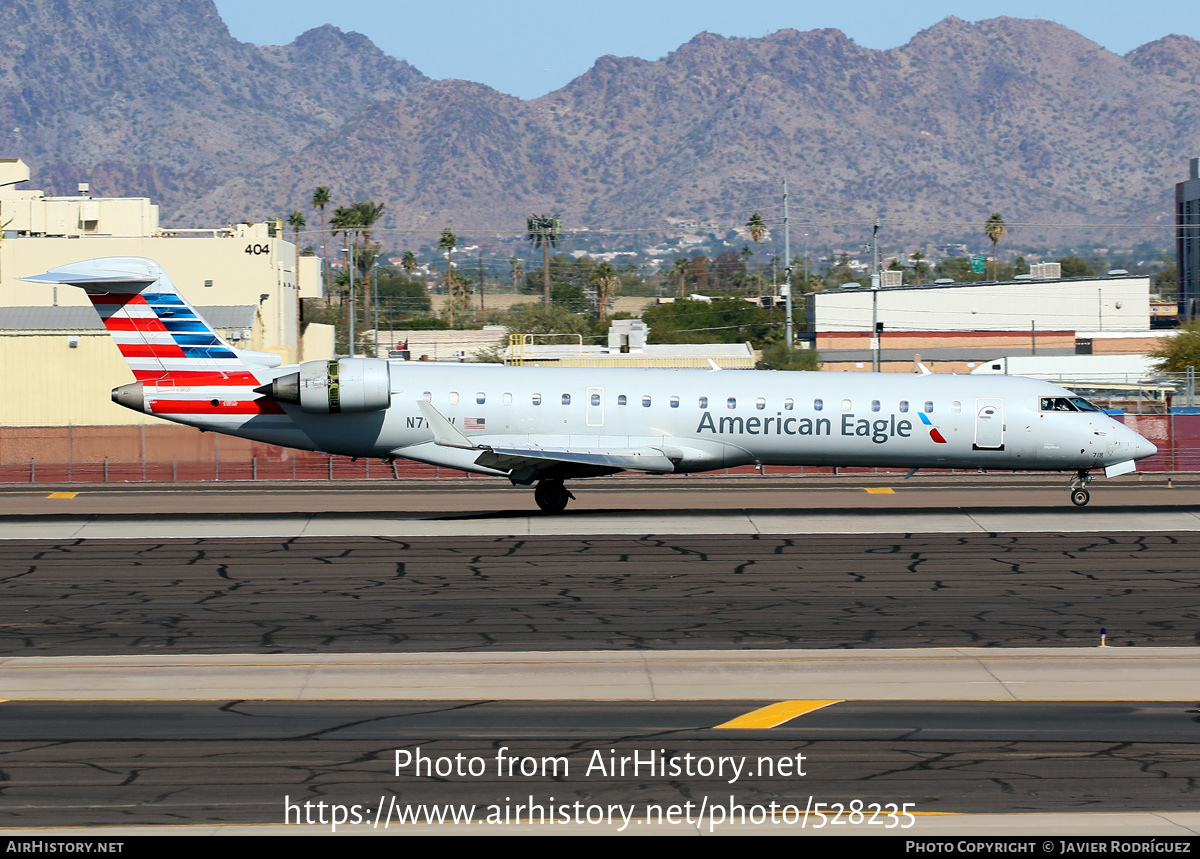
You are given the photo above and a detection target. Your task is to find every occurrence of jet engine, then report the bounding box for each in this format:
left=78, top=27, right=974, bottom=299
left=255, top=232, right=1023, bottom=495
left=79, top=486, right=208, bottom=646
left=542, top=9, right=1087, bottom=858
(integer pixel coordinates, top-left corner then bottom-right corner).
left=271, top=358, right=391, bottom=414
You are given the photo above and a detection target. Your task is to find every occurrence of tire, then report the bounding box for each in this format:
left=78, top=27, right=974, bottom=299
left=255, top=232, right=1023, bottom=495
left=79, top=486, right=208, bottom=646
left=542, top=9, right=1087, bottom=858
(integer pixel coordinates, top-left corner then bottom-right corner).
left=1071, top=488, right=1090, bottom=507
left=534, top=480, right=570, bottom=513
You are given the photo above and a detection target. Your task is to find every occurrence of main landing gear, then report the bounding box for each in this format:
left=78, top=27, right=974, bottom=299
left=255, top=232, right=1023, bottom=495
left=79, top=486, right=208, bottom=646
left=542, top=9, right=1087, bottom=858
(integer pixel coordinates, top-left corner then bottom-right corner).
left=1068, top=469, right=1094, bottom=507
left=534, top=479, right=575, bottom=513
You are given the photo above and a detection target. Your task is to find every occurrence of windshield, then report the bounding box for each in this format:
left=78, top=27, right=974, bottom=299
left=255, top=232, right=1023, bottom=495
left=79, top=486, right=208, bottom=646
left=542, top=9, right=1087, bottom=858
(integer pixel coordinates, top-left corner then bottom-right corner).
left=1040, top=396, right=1102, bottom=413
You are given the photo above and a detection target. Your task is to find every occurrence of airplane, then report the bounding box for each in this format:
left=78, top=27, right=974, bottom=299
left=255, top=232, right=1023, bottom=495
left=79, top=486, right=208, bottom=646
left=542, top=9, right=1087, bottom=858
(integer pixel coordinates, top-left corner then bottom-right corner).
left=24, top=257, right=1158, bottom=511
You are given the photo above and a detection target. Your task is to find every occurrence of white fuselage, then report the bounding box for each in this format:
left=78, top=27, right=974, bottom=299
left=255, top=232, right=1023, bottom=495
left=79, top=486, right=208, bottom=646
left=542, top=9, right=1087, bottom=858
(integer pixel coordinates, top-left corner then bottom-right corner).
left=171, top=363, right=1157, bottom=479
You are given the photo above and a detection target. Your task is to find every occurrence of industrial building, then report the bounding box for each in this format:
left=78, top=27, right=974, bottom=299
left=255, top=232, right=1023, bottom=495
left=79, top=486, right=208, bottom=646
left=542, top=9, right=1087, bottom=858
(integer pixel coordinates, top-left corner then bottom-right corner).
left=805, top=272, right=1155, bottom=373
left=1178, top=157, right=1200, bottom=320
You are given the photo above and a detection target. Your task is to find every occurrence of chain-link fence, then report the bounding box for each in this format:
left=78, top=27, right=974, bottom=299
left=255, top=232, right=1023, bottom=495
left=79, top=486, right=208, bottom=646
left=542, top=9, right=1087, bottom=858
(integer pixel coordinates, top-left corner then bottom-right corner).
left=1, top=377, right=1196, bottom=483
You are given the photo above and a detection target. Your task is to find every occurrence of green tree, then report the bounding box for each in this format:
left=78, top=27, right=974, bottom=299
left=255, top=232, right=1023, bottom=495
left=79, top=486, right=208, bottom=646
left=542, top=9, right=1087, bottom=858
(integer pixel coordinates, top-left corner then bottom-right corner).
left=671, top=256, right=690, bottom=299
left=400, top=250, right=418, bottom=278
left=527, top=214, right=562, bottom=307
left=984, top=213, right=1007, bottom=281
left=1150, top=319, right=1200, bottom=374
left=1155, top=258, right=1177, bottom=299
left=1057, top=256, right=1096, bottom=278
left=438, top=227, right=458, bottom=322
left=591, top=261, right=620, bottom=324
left=911, top=251, right=926, bottom=284
left=550, top=282, right=591, bottom=315
left=745, top=213, right=768, bottom=296
left=642, top=296, right=775, bottom=347
left=758, top=340, right=822, bottom=371
left=505, top=303, right=594, bottom=340
left=311, top=187, right=331, bottom=305
left=509, top=256, right=525, bottom=293
left=287, top=210, right=306, bottom=357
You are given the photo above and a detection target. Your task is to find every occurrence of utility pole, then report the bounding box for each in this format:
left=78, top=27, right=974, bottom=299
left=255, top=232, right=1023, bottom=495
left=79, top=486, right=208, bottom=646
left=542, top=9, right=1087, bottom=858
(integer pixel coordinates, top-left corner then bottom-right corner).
left=478, top=248, right=486, bottom=315
left=871, top=221, right=880, bottom=373
left=783, top=178, right=793, bottom=349
left=347, top=229, right=356, bottom=358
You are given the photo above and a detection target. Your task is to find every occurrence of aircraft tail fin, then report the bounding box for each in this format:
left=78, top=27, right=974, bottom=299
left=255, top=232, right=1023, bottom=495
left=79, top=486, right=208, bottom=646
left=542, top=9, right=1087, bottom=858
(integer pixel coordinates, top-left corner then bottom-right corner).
left=22, top=257, right=257, bottom=386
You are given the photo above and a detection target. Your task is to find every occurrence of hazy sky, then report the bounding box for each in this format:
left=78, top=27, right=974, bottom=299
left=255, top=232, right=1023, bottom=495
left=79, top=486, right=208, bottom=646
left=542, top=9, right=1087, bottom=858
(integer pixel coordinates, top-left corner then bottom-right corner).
left=212, top=0, right=1200, bottom=100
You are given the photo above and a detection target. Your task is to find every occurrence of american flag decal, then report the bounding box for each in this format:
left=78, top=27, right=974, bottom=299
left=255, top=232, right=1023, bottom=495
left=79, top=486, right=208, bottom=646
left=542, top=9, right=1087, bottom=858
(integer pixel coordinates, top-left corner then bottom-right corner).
left=464, top=417, right=486, bottom=430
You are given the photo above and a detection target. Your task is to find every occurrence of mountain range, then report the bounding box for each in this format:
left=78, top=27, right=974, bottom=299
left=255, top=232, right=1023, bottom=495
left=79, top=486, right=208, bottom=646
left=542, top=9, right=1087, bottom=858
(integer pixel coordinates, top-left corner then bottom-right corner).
left=3, top=0, right=1200, bottom=250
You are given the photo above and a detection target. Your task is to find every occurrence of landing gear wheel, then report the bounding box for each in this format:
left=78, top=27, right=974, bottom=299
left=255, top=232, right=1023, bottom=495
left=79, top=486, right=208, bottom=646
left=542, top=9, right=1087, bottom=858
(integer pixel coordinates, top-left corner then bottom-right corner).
left=1071, top=488, right=1091, bottom=507
left=534, top=479, right=573, bottom=513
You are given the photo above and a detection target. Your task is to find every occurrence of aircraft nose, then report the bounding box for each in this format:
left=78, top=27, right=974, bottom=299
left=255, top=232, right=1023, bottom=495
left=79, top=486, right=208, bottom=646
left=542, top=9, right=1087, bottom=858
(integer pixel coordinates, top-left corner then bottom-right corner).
left=1122, top=423, right=1157, bottom=460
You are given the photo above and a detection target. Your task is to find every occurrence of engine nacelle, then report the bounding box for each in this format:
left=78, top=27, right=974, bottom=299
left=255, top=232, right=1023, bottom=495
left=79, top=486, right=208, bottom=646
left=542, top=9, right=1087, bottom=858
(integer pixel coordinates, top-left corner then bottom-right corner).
left=271, top=358, right=391, bottom=414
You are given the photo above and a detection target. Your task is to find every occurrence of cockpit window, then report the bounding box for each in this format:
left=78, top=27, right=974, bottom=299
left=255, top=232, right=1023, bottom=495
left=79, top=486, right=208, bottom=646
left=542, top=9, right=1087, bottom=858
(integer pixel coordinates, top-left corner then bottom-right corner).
left=1041, top=396, right=1098, bottom=413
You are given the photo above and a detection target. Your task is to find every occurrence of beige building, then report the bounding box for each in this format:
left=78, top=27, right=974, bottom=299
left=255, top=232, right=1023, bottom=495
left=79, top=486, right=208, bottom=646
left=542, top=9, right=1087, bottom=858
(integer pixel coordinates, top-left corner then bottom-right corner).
left=0, top=158, right=333, bottom=430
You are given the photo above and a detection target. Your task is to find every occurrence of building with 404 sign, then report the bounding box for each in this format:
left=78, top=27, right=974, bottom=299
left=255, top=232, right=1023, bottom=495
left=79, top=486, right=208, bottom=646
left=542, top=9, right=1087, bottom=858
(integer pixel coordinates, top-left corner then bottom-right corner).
left=0, top=157, right=332, bottom=432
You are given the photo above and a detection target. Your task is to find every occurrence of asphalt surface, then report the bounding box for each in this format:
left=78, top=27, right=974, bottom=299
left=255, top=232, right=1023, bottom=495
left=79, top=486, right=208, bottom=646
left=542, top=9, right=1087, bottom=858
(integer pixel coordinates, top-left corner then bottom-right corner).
left=4, top=478, right=1200, bottom=833
left=3, top=700, right=1200, bottom=827
left=2, top=532, right=1199, bottom=654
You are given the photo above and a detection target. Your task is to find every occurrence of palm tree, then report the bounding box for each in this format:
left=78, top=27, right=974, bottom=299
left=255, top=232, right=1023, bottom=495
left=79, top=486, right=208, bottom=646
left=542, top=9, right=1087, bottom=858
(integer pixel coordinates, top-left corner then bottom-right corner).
left=671, top=257, right=690, bottom=299
left=527, top=214, right=562, bottom=307
left=311, top=187, right=330, bottom=305
left=439, top=227, right=458, bottom=324
left=984, top=213, right=1007, bottom=281
left=591, top=262, right=620, bottom=324
left=400, top=251, right=418, bottom=279
left=509, top=256, right=525, bottom=294
left=746, top=213, right=768, bottom=297
left=350, top=201, right=385, bottom=325
left=287, top=210, right=306, bottom=360
left=911, top=251, right=926, bottom=285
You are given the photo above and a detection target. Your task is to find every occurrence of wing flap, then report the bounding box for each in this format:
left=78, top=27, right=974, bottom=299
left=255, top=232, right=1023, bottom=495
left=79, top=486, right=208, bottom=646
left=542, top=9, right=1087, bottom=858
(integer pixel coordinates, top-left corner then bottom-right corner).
left=475, top=445, right=676, bottom=474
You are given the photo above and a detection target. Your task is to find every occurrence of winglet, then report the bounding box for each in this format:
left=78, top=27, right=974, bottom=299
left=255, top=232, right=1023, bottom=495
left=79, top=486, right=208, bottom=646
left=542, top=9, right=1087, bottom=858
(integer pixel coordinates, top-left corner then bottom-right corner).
left=417, top=400, right=479, bottom=450
left=707, top=359, right=722, bottom=372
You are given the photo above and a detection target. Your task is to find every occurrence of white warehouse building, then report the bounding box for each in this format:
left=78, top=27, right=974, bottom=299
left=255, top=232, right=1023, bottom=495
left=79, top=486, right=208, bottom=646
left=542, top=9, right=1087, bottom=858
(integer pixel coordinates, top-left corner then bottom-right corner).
left=806, top=274, right=1152, bottom=335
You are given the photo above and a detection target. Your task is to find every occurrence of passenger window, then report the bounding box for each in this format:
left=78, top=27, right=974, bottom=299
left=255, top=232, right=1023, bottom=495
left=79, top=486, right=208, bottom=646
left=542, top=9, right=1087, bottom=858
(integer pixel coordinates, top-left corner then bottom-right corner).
left=532, top=393, right=542, bottom=406
left=951, top=401, right=962, bottom=414
left=618, top=395, right=627, bottom=406
left=871, top=400, right=881, bottom=412
left=699, top=396, right=708, bottom=409
left=642, top=395, right=652, bottom=407
left=899, top=400, right=908, bottom=413
left=841, top=399, right=852, bottom=412
left=814, top=399, right=823, bottom=411
left=756, top=397, right=766, bottom=410
left=670, top=396, right=680, bottom=409
left=591, top=393, right=600, bottom=406
left=476, top=392, right=485, bottom=405
left=562, top=394, right=571, bottom=405
left=503, top=393, right=512, bottom=406
left=727, top=397, right=737, bottom=409
left=784, top=398, right=794, bottom=411
left=449, top=392, right=459, bottom=405
left=924, top=401, right=934, bottom=413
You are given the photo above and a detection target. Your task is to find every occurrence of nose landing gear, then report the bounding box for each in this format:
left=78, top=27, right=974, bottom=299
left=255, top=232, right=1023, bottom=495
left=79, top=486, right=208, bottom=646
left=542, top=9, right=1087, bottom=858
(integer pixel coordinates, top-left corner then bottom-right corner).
left=533, top=479, right=575, bottom=513
left=1068, top=469, right=1094, bottom=507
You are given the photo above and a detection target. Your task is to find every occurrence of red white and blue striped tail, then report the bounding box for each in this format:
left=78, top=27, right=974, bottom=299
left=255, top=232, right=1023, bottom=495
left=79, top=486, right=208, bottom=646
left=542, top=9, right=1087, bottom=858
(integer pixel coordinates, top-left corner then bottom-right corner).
left=22, top=257, right=258, bottom=387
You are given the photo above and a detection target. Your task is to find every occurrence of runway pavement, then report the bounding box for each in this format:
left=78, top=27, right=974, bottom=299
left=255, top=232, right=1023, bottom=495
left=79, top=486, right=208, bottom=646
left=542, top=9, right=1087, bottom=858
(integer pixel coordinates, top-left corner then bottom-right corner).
left=3, top=698, right=1200, bottom=831
left=3, top=477, right=1200, bottom=835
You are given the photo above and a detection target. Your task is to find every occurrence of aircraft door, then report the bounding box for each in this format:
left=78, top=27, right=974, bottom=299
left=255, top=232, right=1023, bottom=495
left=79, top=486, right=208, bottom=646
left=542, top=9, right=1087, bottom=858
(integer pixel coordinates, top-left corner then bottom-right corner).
left=586, top=387, right=604, bottom=427
left=973, top=398, right=1005, bottom=450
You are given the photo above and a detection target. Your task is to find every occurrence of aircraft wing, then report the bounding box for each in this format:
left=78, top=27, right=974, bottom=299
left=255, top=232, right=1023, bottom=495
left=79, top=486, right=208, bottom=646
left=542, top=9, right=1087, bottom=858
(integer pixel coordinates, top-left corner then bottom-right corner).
left=474, top=445, right=676, bottom=474
left=413, top=399, right=675, bottom=478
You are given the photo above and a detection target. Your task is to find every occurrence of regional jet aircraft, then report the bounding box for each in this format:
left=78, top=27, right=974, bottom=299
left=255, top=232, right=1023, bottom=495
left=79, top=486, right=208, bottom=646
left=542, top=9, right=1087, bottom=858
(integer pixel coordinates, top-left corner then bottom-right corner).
left=25, top=258, right=1158, bottom=511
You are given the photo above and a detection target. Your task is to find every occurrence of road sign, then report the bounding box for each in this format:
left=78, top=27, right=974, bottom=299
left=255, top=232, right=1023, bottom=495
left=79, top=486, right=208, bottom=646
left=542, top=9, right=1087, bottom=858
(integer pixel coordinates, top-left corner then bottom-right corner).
left=971, top=254, right=986, bottom=274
